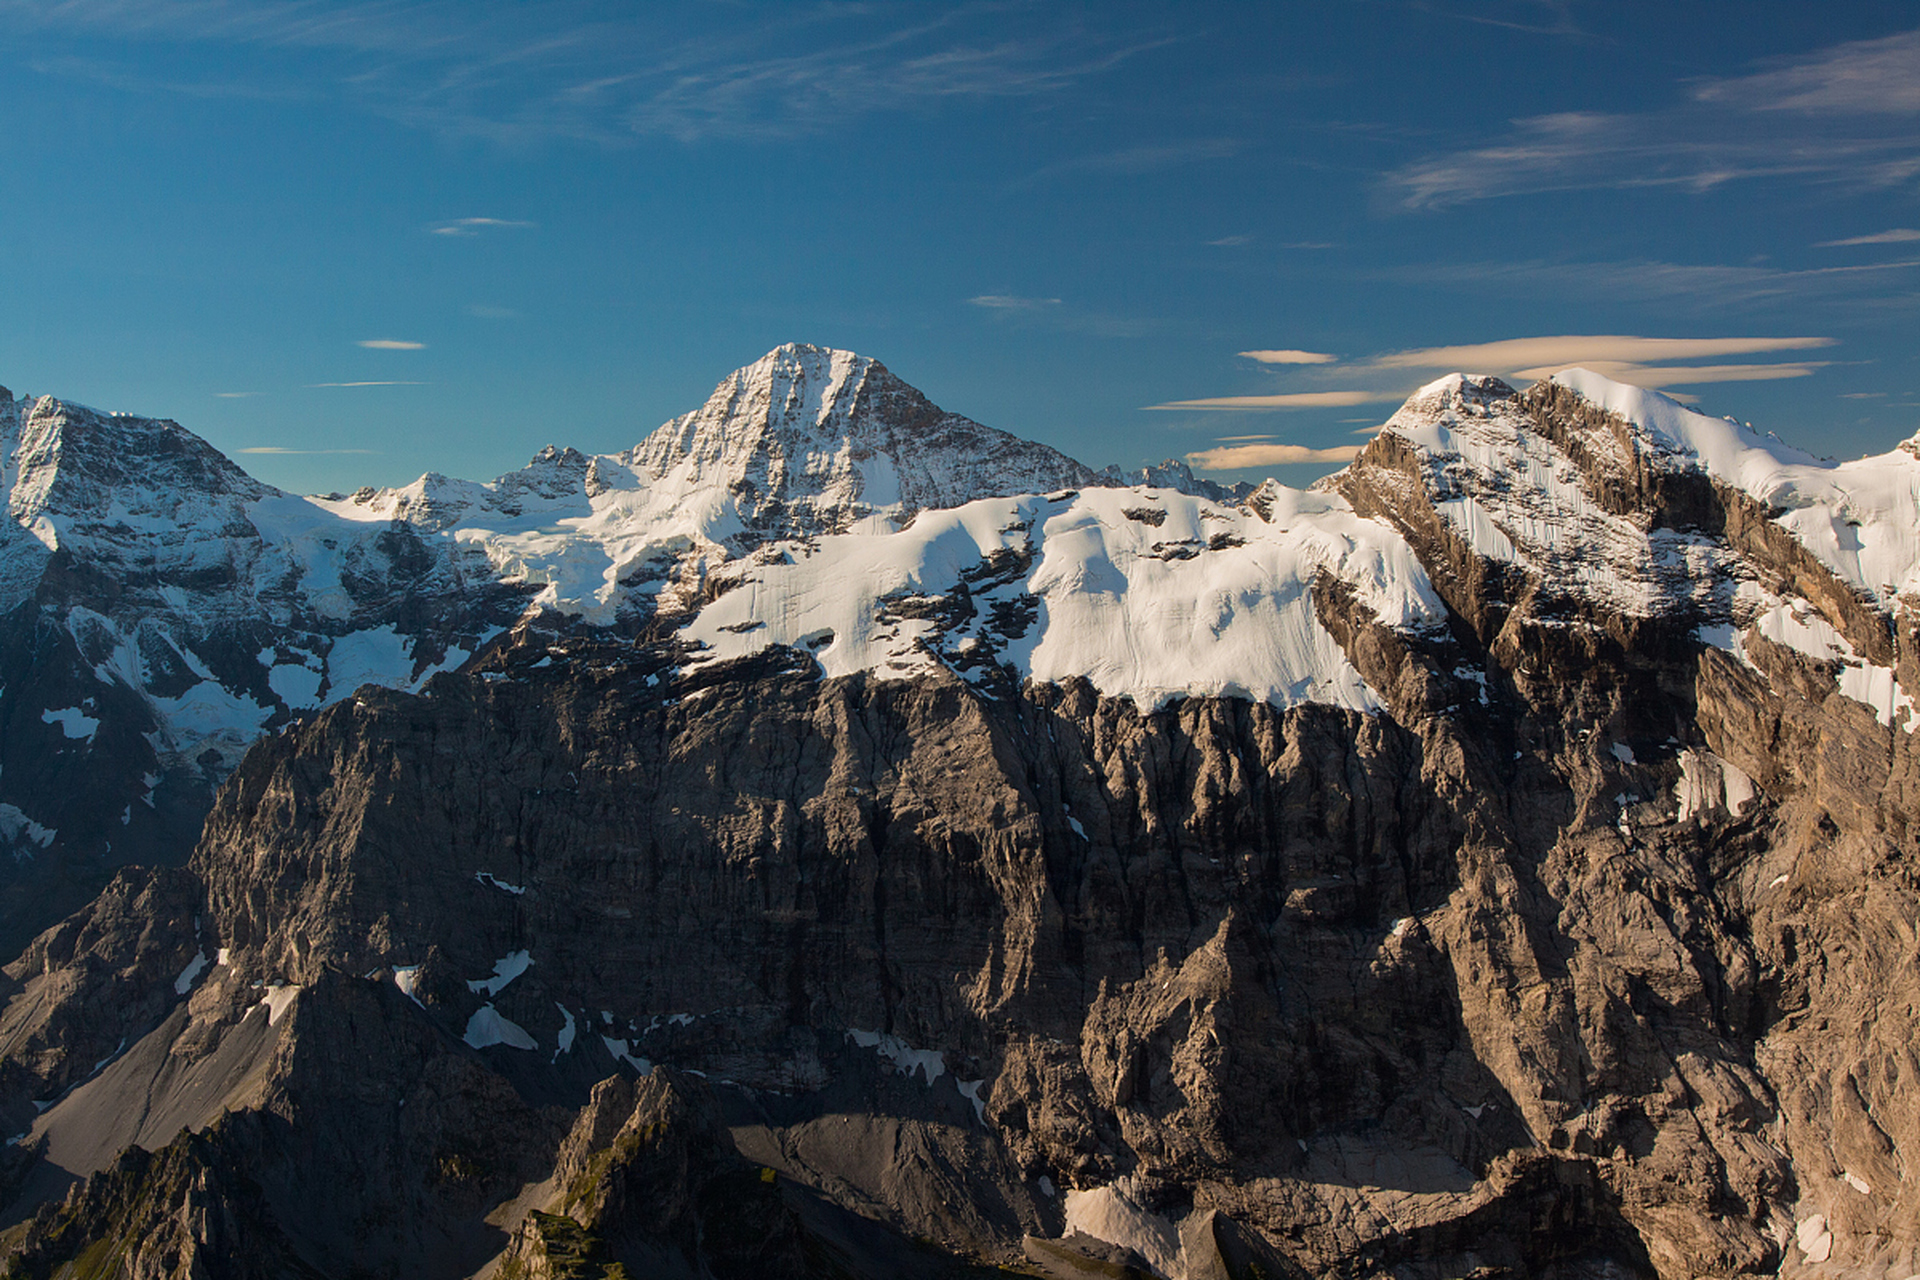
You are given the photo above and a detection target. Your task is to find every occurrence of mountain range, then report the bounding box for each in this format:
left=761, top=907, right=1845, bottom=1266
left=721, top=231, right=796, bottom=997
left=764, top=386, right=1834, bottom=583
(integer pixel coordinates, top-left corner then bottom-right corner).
left=0, top=344, right=1914, bottom=1279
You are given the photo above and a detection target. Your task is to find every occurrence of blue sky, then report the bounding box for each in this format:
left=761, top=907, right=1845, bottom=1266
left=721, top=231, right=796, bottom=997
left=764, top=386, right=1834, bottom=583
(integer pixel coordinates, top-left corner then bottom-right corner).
left=0, top=0, right=1916, bottom=493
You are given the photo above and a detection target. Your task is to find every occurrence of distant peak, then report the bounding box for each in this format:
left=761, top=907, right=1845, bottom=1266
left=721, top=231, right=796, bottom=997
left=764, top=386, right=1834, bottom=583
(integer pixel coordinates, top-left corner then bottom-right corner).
left=1396, top=373, right=1516, bottom=417
left=734, top=342, right=876, bottom=383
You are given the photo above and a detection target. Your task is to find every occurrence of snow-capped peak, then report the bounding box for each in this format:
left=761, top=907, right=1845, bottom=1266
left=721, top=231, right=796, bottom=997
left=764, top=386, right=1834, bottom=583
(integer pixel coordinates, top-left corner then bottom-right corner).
left=1392, top=372, right=1518, bottom=421
left=4, top=390, right=277, bottom=530
left=1546, top=368, right=1920, bottom=604
left=617, top=342, right=1097, bottom=544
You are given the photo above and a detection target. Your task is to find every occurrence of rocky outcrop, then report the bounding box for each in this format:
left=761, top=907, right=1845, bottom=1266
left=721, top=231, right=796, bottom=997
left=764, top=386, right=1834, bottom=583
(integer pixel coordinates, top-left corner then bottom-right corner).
left=0, top=622, right=1828, bottom=1276
left=1, top=360, right=1919, bottom=1279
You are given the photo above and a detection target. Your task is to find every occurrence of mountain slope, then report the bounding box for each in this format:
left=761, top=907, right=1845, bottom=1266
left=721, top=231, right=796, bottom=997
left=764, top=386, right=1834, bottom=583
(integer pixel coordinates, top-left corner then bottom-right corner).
left=0, top=351, right=1917, bottom=1278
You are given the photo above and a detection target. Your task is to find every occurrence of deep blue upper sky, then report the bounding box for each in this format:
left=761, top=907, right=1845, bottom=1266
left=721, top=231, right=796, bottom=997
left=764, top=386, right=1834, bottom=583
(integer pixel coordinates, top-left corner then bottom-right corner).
left=1, top=0, right=1916, bottom=493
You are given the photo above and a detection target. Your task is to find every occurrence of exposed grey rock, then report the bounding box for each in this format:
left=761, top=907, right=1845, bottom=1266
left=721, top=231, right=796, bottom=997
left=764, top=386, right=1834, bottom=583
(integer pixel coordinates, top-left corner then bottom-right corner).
left=0, top=361, right=1918, bottom=1280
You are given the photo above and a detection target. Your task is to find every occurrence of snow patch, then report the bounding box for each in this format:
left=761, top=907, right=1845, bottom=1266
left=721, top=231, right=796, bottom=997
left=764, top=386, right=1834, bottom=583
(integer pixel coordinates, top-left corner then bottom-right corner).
left=467, top=950, right=533, bottom=997
left=600, top=1035, right=652, bottom=1074
left=1844, top=1170, right=1872, bottom=1195
left=464, top=1004, right=537, bottom=1051
left=552, top=1004, right=577, bottom=1063
left=1554, top=369, right=1920, bottom=607
left=391, top=965, right=424, bottom=1007
left=846, top=1028, right=946, bottom=1084
left=0, top=804, right=55, bottom=852
left=173, top=950, right=208, bottom=996
left=267, top=662, right=324, bottom=709
left=89, top=1038, right=127, bottom=1078
left=684, top=486, right=1440, bottom=713
left=40, top=707, right=99, bottom=742
left=256, top=983, right=302, bottom=1026
left=1796, top=1214, right=1834, bottom=1264
left=1735, top=589, right=1917, bottom=729
left=473, top=871, right=527, bottom=895
left=1064, top=1179, right=1186, bottom=1280
left=1676, top=749, right=1758, bottom=821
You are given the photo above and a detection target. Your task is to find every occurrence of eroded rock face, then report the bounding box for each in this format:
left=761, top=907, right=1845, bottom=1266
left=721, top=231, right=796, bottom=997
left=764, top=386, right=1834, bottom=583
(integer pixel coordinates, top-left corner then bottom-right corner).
left=1, top=367, right=1918, bottom=1279
left=0, top=629, right=1855, bottom=1277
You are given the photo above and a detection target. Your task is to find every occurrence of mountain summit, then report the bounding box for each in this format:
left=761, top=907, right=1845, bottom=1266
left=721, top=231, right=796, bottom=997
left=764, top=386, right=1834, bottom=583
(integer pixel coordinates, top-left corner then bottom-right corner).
left=0, top=350, right=1917, bottom=1279
left=623, top=343, right=1100, bottom=542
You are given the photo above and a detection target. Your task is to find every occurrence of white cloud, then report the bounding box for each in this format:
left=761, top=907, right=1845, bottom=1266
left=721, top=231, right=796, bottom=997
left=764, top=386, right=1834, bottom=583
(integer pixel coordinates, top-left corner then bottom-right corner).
left=1156, top=333, right=1838, bottom=424
left=1386, top=29, right=1920, bottom=208
left=3, top=3, right=1158, bottom=147
left=1238, top=349, right=1337, bottom=365
left=1145, top=390, right=1396, bottom=411
left=1365, top=334, right=1834, bottom=372
left=626, top=26, right=1166, bottom=143
left=1389, top=255, right=1920, bottom=309
left=969, top=294, right=1062, bottom=310
left=1817, top=228, right=1920, bottom=246
left=1693, top=29, right=1920, bottom=115
left=1186, top=443, right=1363, bottom=470
left=1509, top=361, right=1827, bottom=386
left=967, top=294, right=1158, bottom=337
left=213, top=391, right=258, bottom=398
left=307, top=380, right=428, bottom=388
left=431, top=217, right=535, bottom=237
left=357, top=339, right=425, bottom=350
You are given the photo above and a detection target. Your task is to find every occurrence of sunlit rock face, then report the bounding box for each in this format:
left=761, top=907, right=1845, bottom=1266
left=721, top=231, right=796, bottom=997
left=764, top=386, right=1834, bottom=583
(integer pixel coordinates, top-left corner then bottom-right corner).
left=2, top=352, right=1919, bottom=1279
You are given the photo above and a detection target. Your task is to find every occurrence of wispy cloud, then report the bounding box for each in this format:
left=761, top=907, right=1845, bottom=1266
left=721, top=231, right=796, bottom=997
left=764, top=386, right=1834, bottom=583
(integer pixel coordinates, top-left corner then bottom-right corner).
left=1510, top=361, right=1826, bottom=386
left=6, top=2, right=1158, bottom=146
left=626, top=23, right=1168, bottom=143
left=1692, top=28, right=1920, bottom=115
left=967, top=294, right=1159, bottom=338
left=431, top=217, right=534, bottom=237
left=1405, top=0, right=1589, bottom=39
left=1239, top=349, right=1337, bottom=365
left=969, top=294, right=1062, bottom=311
left=1391, top=255, right=1920, bottom=310
left=1386, top=28, right=1920, bottom=208
left=1365, top=334, right=1834, bottom=371
left=1817, top=228, right=1920, bottom=246
left=29, top=52, right=311, bottom=100
left=238, top=446, right=378, bottom=454
left=1187, top=442, right=1363, bottom=469
left=213, top=390, right=259, bottom=398
left=1145, top=390, right=1396, bottom=411
left=357, top=339, right=425, bottom=350
left=1153, top=332, right=1842, bottom=421
left=307, top=380, right=428, bottom=387
left=1360, top=334, right=1837, bottom=388
left=1207, top=234, right=1252, bottom=247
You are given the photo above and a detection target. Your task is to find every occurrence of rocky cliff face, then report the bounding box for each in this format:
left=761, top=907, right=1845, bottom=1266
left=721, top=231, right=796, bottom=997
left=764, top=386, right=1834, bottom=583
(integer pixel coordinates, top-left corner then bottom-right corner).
left=0, top=357, right=1915, bottom=1279
left=0, top=344, right=1111, bottom=957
